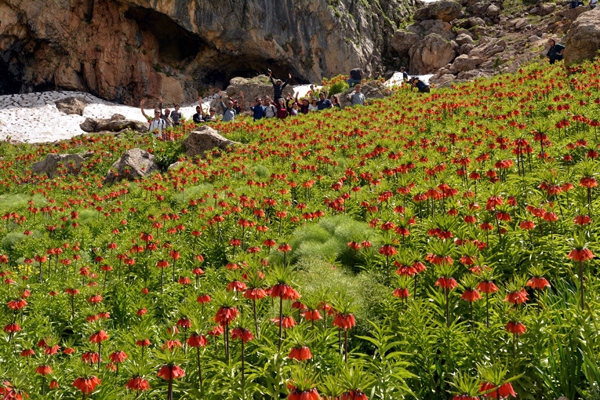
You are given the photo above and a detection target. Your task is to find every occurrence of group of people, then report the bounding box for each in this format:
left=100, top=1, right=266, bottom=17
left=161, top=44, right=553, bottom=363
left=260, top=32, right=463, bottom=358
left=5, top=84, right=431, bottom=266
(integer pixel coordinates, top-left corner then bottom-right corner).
left=142, top=67, right=432, bottom=137
left=569, top=0, right=596, bottom=8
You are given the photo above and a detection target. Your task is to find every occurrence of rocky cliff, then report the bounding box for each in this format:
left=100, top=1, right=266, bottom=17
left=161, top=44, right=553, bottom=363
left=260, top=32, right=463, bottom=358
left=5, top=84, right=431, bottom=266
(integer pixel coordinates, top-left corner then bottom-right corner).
left=0, top=0, right=417, bottom=105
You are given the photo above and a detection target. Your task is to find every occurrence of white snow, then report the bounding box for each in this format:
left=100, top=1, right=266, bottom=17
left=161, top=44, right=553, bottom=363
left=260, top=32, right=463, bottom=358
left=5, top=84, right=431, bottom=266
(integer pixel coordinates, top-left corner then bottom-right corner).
left=383, top=73, right=434, bottom=88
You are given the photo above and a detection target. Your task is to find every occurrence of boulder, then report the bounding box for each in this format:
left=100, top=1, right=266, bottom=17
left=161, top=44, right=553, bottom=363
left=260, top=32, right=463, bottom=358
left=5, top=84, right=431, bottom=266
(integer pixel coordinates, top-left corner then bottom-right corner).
left=417, top=20, right=456, bottom=40
left=409, top=34, right=458, bottom=74
left=431, top=73, right=456, bottom=87
left=510, top=17, right=529, bottom=30
left=216, top=75, right=296, bottom=108
left=182, top=126, right=239, bottom=158
left=449, top=54, right=484, bottom=73
left=104, top=148, right=159, bottom=183
left=564, top=9, right=600, bottom=68
left=80, top=114, right=148, bottom=133
left=455, top=33, right=475, bottom=46
left=55, top=96, right=89, bottom=116
left=391, top=30, right=421, bottom=55
left=487, top=4, right=501, bottom=17
left=459, top=43, right=475, bottom=54
left=414, top=1, right=462, bottom=22
left=469, top=36, right=507, bottom=58
left=557, top=6, right=591, bottom=22
left=531, top=3, right=556, bottom=16
left=31, top=152, right=93, bottom=178
left=458, top=17, right=487, bottom=29
left=467, top=1, right=491, bottom=16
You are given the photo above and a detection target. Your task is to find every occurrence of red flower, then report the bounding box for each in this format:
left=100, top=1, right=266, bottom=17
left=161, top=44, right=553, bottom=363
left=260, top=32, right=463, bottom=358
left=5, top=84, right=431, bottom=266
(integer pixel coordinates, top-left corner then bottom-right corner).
left=35, top=365, right=53, bottom=376
left=72, top=376, right=101, bottom=394
left=479, top=381, right=517, bottom=398
left=506, top=321, right=527, bottom=336
left=135, top=339, right=151, bottom=347
left=157, top=365, right=185, bottom=381
left=435, top=277, right=458, bottom=290
left=271, top=316, right=296, bottom=328
left=89, top=330, right=109, bottom=343
left=393, top=287, right=410, bottom=299
left=81, top=351, right=100, bottom=364
left=568, top=248, right=595, bottom=262
left=214, top=306, right=239, bottom=326
left=109, top=350, right=127, bottom=363
left=477, top=281, right=498, bottom=294
left=505, top=289, right=528, bottom=304
left=302, top=309, right=323, bottom=321
left=126, top=376, right=150, bottom=391
left=197, top=294, right=211, bottom=303
left=527, top=276, right=550, bottom=290
left=453, top=396, right=478, bottom=400
left=574, top=215, right=592, bottom=225
left=341, top=390, right=368, bottom=400
left=244, top=287, right=267, bottom=300
left=227, top=280, right=247, bottom=292
left=271, top=283, right=301, bottom=300
left=288, top=346, right=312, bottom=361
left=461, top=289, right=482, bottom=302
left=231, top=327, right=254, bottom=343
left=187, top=333, right=209, bottom=348
left=333, top=313, right=356, bottom=330
left=580, top=176, right=598, bottom=188
left=7, top=299, right=27, bottom=310
left=519, top=220, right=535, bottom=230
left=288, top=388, right=321, bottom=400
left=378, top=244, right=397, bottom=257
left=3, top=323, right=21, bottom=333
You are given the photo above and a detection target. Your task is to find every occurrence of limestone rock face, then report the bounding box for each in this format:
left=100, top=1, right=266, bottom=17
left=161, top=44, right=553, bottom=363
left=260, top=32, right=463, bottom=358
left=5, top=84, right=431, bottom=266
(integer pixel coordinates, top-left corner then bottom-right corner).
left=391, top=31, right=421, bottom=56
left=0, top=0, right=417, bottom=104
left=414, top=1, right=462, bottom=22
left=104, top=148, right=159, bottom=183
left=80, top=114, right=148, bottom=133
left=408, top=34, right=457, bottom=74
left=564, top=9, right=600, bottom=68
left=182, top=126, right=238, bottom=158
left=55, top=96, right=89, bottom=116
left=32, top=152, right=93, bottom=178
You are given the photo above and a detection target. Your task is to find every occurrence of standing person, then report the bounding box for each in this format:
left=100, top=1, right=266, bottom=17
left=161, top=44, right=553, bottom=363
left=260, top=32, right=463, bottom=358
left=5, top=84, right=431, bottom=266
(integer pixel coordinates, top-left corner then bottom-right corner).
left=400, top=67, right=409, bottom=82
left=264, top=96, right=277, bottom=118
left=347, top=68, right=364, bottom=87
left=158, top=97, right=174, bottom=127
left=290, top=102, right=299, bottom=116
left=219, top=91, right=236, bottom=122
left=591, top=0, right=598, bottom=9
left=348, top=84, right=366, bottom=106
left=276, top=98, right=288, bottom=119
left=202, top=107, right=217, bottom=122
left=170, top=104, right=183, bottom=126
left=251, top=98, right=266, bottom=121
left=300, top=98, right=310, bottom=114
left=331, top=94, right=342, bottom=109
left=546, top=39, right=565, bottom=65
left=192, top=106, right=203, bottom=123
left=409, top=77, right=430, bottom=93
left=140, top=99, right=167, bottom=139
left=269, top=71, right=291, bottom=102
left=308, top=98, right=319, bottom=112
left=317, top=92, right=332, bottom=110
left=233, top=91, right=245, bottom=114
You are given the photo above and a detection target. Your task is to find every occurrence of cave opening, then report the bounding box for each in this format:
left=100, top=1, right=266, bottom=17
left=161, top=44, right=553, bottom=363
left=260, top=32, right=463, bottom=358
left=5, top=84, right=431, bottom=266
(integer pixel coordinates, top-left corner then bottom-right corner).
left=0, top=58, right=23, bottom=95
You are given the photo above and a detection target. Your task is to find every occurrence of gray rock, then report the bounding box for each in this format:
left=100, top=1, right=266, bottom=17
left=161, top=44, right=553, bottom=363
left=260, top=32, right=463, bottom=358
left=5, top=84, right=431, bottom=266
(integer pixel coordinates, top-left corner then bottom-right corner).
left=487, top=4, right=501, bottom=17
left=469, top=36, right=507, bottom=58
left=528, top=35, right=541, bottom=42
left=32, top=152, right=93, bottom=178
left=432, top=73, right=456, bottom=87
left=459, top=43, right=475, bottom=54
left=419, top=19, right=456, bottom=40
left=459, top=17, right=486, bottom=29
left=55, top=96, right=89, bottom=116
left=391, top=30, right=421, bottom=55
left=564, top=9, right=600, bottom=69
left=80, top=114, right=148, bottom=133
left=409, top=33, right=458, bottom=74
left=455, top=33, right=475, bottom=45
left=450, top=54, right=484, bottom=73
left=104, top=148, right=159, bottom=183
left=414, top=1, right=462, bottom=22
left=182, top=126, right=239, bottom=158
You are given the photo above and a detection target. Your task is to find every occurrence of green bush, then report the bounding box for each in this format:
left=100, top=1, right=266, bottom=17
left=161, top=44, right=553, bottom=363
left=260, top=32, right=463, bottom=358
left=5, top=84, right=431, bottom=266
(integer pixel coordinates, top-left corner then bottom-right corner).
left=329, top=81, right=349, bottom=96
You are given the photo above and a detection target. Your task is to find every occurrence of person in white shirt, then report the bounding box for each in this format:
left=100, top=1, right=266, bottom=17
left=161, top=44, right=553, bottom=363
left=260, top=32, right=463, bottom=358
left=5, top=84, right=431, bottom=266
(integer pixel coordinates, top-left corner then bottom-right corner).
left=140, top=99, right=167, bottom=139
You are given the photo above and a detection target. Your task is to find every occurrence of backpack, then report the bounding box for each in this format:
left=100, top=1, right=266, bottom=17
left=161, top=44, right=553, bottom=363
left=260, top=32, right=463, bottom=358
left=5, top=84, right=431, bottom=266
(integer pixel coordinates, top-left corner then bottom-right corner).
left=350, top=68, right=362, bottom=80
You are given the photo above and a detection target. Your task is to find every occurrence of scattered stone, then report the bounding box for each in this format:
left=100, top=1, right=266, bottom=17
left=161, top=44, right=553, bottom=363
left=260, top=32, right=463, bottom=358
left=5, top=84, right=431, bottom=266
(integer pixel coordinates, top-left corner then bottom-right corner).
left=487, top=4, right=501, bottom=17
left=459, top=43, right=475, bottom=54
left=459, top=17, right=486, bottom=29
left=528, top=35, right=541, bottom=42
left=469, top=36, right=507, bottom=58
left=182, top=126, right=239, bottom=158
left=80, top=114, right=148, bottom=133
left=55, top=96, right=89, bottom=116
left=455, top=33, right=475, bottom=46
left=31, top=152, right=93, bottom=178
left=104, top=148, right=159, bottom=183
left=564, top=9, right=600, bottom=69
